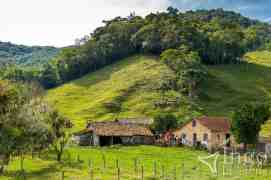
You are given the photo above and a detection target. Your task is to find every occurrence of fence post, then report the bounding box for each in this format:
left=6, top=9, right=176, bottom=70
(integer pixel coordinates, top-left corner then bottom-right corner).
left=117, top=167, right=120, bottom=180
left=134, top=158, right=138, bottom=174
left=61, top=171, right=65, bottom=180
left=182, top=163, right=185, bottom=180
left=162, top=165, right=165, bottom=180
left=153, top=161, right=157, bottom=177
left=89, top=159, right=92, bottom=169
left=116, top=159, right=119, bottom=169
left=90, top=168, right=94, bottom=180
left=173, top=166, right=177, bottom=180
left=20, top=155, right=24, bottom=172
left=102, top=153, right=106, bottom=169
left=141, top=165, right=144, bottom=180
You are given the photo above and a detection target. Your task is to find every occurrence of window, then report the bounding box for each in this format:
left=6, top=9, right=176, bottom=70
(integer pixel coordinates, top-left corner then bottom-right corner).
left=217, top=134, right=220, bottom=141
left=192, top=120, right=196, bottom=127
left=203, top=133, right=208, bottom=141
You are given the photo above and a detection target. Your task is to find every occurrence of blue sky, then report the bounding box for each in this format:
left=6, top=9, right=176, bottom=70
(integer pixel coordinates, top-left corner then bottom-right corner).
left=171, top=0, right=271, bottom=22
left=0, top=0, right=270, bottom=47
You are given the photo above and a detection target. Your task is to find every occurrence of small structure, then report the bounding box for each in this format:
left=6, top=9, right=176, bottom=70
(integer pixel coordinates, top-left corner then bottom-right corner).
left=257, top=137, right=271, bottom=155
left=74, top=120, right=154, bottom=146
left=173, top=117, right=236, bottom=151
left=158, top=130, right=176, bottom=146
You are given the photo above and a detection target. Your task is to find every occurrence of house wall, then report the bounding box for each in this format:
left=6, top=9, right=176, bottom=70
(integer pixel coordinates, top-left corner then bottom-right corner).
left=133, top=136, right=154, bottom=145
left=173, top=120, right=212, bottom=149
left=76, top=132, right=93, bottom=146
left=173, top=120, right=237, bottom=151
left=93, top=133, right=100, bottom=146
left=209, top=132, right=236, bottom=151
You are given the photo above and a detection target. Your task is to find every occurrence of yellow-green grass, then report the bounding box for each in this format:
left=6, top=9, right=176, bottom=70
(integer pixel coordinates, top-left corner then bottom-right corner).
left=200, top=51, right=271, bottom=137
left=46, top=55, right=178, bottom=131
left=46, top=52, right=271, bottom=136
left=2, top=146, right=270, bottom=180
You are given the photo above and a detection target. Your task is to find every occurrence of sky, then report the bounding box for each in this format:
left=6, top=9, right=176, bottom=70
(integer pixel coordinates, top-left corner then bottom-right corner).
left=0, top=0, right=270, bottom=47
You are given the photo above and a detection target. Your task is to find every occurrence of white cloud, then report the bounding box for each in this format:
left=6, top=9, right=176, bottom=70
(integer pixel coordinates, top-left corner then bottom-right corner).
left=0, top=0, right=170, bottom=47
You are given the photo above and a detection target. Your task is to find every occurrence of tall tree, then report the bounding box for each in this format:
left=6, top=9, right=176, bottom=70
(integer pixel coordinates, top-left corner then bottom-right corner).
left=160, top=46, right=207, bottom=98
left=0, top=81, right=52, bottom=174
left=231, top=103, right=270, bottom=151
left=152, top=113, right=178, bottom=134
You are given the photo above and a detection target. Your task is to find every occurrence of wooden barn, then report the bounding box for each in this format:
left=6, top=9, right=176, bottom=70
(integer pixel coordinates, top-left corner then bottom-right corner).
left=74, top=120, right=154, bottom=146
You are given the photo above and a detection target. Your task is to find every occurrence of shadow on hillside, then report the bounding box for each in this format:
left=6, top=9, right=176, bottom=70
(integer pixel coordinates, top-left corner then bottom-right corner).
left=198, top=62, right=271, bottom=116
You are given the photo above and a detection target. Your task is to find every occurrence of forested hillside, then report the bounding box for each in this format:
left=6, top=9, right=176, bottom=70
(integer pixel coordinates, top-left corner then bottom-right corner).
left=0, top=41, right=59, bottom=67
left=2, top=8, right=271, bottom=89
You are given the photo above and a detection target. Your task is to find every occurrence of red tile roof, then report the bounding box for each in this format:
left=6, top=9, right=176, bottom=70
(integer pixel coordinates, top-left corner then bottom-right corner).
left=196, top=117, right=231, bottom=132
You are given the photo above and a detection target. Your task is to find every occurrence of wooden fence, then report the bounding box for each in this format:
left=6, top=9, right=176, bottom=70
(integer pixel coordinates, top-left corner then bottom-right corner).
left=14, top=153, right=271, bottom=180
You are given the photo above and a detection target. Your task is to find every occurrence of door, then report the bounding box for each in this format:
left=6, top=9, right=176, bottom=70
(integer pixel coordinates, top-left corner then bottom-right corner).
left=193, top=133, right=197, bottom=145
left=225, top=134, right=231, bottom=147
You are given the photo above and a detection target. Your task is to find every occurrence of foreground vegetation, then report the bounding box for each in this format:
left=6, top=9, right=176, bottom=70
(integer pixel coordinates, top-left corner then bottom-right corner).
left=1, top=146, right=271, bottom=180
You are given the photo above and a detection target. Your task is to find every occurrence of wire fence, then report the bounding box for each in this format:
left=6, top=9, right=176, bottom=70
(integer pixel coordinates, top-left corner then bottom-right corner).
left=13, top=152, right=271, bottom=180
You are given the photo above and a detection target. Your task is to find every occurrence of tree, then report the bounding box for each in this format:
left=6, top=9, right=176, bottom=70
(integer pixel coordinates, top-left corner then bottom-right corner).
left=167, top=6, right=179, bottom=16
left=0, top=81, right=52, bottom=174
left=131, top=24, right=162, bottom=54
left=39, top=63, right=59, bottom=88
left=160, top=46, right=207, bottom=98
left=231, top=103, right=270, bottom=151
left=48, top=110, right=72, bottom=162
left=152, top=113, right=178, bottom=134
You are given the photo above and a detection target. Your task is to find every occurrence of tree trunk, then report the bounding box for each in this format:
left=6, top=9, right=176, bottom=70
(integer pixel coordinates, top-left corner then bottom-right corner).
left=0, top=165, right=4, bottom=175
left=57, top=153, right=62, bottom=162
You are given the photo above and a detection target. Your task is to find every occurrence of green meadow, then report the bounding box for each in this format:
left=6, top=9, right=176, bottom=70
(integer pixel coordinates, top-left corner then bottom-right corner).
left=2, top=146, right=271, bottom=180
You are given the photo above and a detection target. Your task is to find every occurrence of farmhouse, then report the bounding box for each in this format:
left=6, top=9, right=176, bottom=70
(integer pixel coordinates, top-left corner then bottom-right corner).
left=173, top=117, right=237, bottom=151
left=74, top=120, right=154, bottom=146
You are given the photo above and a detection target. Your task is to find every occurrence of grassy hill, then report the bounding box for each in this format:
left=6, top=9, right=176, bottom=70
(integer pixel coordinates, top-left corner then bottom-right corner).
left=46, top=52, right=271, bottom=135
left=46, top=55, right=178, bottom=130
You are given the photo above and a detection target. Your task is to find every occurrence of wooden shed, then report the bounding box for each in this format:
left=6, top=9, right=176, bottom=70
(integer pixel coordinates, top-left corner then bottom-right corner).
left=74, top=120, right=154, bottom=146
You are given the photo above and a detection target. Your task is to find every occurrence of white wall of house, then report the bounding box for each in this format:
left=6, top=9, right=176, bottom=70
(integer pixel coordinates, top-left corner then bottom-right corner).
left=173, top=120, right=212, bottom=149
left=93, top=133, right=100, bottom=146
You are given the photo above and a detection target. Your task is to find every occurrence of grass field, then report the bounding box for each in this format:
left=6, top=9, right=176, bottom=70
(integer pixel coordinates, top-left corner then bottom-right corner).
left=46, top=55, right=177, bottom=130
left=1, top=146, right=271, bottom=180
left=46, top=51, right=271, bottom=136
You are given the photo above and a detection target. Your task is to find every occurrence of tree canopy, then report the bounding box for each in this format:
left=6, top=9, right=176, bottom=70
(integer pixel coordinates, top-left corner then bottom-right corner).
left=231, top=102, right=270, bottom=150
left=1, top=8, right=271, bottom=89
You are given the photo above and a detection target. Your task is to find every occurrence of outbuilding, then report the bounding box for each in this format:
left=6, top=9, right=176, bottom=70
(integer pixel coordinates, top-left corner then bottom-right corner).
left=74, top=120, right=154, bottom=146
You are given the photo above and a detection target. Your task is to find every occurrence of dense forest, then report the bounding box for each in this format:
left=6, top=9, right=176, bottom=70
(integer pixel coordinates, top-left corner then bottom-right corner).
left=0, top=41, right=59, bottom=67
left=1, top=8, right=271, bottom=89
